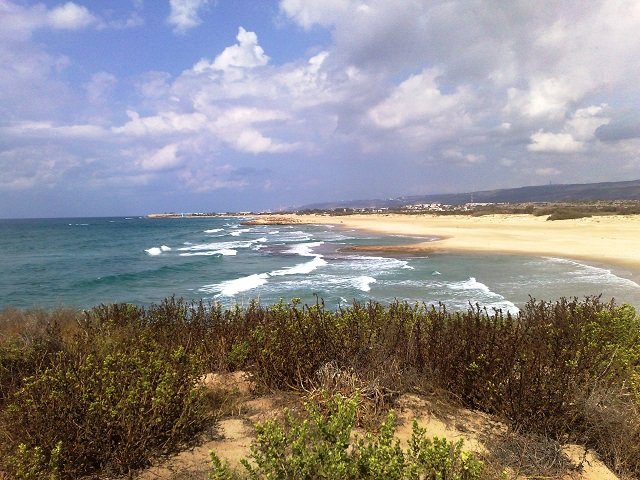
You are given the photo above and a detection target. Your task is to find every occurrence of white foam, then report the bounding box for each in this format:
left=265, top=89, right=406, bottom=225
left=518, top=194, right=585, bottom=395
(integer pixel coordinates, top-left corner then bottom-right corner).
left=352, top=276, right=377, bottom=292
left=145, top=245, right=170, bottom=256
left=432, top=271, right=441, bottom=275
left=204, top=228, right=224, bottom=233
left=444, top=277, right=519, bottom=314
left=545, top=257, right=640, bottom=289
left=255, top=237, right=268, bottom=243
left=273, top=231, right=313, bottom=242
left=179, top=249, right=237, bottom=257
left=217, top=249, right=237, bottom=256
left=270, top=256, right=328, bottom=276
left=178, top=240, right=255, bottom=252
left=343, top=255, right=412, bottom=273
left=286, top=241, right=324, bottom=256
left=230, top=228, right=251, bottom=237
left=449, top=277, right=492, bottom=294
left=201, top=273, right=269, bottom=296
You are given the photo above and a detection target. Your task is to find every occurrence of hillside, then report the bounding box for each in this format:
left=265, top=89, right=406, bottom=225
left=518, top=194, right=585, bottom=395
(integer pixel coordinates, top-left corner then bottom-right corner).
left=300, top=179, right=640, bottom=210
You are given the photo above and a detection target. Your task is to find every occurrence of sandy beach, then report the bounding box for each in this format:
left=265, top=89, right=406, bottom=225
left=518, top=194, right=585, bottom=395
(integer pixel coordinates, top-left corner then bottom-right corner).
left=276, top=213, right=640, bottom=271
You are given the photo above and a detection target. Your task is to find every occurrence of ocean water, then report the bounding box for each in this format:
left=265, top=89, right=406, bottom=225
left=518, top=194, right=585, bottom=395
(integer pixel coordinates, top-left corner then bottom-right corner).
left=1, top=216, right=640, bottom=312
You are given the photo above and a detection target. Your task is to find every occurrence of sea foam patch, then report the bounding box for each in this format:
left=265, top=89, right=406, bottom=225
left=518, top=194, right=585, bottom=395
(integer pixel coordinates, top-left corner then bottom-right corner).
left=270, top=256, right=328, bottom=276
left=145, top=245, right=171, bottom=256
left=179, top=249, right=237, bottom=257
left=545, top=257, right=640, bottom=289
left=286, top=241, right=324, bottom=256
left=229, top=228, right=252, bottom=237
left=449, top=277, right=492, bottom=294
left=445, top=277, right=519, bottom=314
left=352, top=276, right=377, bottom=292
left=177, top=240, right=256, bottom=252
left=200, top=273, right=269, bottom=296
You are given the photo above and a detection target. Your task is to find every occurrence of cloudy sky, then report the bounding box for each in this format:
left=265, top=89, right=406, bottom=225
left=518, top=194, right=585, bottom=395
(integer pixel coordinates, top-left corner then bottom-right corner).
left=1, top=0, right=640, bottom=217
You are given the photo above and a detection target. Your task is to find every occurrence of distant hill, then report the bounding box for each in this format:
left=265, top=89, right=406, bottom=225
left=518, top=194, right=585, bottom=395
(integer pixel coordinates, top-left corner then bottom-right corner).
left=300, top=179, right=640, bottom=210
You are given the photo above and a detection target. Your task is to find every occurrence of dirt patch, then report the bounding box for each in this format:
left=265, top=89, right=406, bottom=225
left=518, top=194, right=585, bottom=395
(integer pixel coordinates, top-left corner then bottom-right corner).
left=136, top=372, right=621, bottom=480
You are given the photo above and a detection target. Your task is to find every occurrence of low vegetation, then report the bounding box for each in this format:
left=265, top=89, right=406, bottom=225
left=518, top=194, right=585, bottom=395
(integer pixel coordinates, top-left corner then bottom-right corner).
left=209, top=393, right=483, bottom=479
left=1, top=296, right=639, bottom=478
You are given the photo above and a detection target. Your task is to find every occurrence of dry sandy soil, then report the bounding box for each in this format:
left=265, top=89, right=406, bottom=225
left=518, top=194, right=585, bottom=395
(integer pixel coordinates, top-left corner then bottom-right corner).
left=138, top=372, right=620, bottom=480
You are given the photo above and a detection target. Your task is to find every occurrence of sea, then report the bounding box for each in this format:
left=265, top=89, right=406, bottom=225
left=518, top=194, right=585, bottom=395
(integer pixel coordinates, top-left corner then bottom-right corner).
left=2, top=216, right=640, bottom=313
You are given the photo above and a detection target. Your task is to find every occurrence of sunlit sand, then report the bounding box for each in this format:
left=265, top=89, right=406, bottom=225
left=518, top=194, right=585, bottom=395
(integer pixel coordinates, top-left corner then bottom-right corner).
left=282, top=213, right=640, bottom=271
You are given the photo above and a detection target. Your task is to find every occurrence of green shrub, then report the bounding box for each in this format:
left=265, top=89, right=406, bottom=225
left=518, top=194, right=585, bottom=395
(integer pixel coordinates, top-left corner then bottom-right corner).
left=209, top=393, right=483, bottom=479
left=546, top=208, right=592, bottom=220
left=2, top=296, right=639, bottom=478
left=0, top=341, right=207, bottom=478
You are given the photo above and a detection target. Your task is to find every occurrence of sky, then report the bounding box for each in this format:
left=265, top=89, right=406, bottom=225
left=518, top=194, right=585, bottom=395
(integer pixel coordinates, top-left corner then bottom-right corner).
left=1, top=0, right=640, bottom=217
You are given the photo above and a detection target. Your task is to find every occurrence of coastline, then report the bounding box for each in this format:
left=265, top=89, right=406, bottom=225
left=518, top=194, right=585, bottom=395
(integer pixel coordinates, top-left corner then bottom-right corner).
left=269, top=213, right=640, bottom=273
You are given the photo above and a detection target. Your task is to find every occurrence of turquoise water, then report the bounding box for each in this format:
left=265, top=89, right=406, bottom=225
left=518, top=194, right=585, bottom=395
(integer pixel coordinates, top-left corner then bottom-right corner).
left=1, top=216, right=640, bottom=311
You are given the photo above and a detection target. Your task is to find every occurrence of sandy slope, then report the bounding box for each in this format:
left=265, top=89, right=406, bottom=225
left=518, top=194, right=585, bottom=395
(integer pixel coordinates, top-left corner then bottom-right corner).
left=138, top=372, right=619, bottom=480
left=282, top=213, right=640, bottom=271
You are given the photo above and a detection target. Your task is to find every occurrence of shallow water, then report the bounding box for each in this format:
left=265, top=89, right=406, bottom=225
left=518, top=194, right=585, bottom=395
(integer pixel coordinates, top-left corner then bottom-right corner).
left=1, top=216, right=639, bottom=312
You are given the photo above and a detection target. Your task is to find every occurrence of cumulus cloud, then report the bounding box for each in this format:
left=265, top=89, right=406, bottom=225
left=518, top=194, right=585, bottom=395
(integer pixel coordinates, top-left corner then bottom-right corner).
left=527, top=105, right=610, bottom=153
left=369, top=69, right=471, bottom=130
left=193, top=27, right=269, bottom=72
left=168, top=0, right=209, bottom=33
left=138, top=143, right=183, bottom=171
left=47, top=2, right=97, bottom=30
left=528, top=131, right=584, bottom=153
left=3, top=0, right=640, bottom=212
left=113, top=110, right=208, bottom=137
left=279, top=0, right=352, bottom=29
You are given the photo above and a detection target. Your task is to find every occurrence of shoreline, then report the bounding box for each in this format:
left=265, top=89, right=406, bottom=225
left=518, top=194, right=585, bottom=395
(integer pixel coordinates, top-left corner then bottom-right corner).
left=267, top=213, right=640, bottom=275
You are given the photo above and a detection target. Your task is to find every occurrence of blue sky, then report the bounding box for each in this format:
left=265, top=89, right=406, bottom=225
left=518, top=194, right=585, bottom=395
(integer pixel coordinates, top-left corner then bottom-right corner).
left=1, top=0, right=640, bottom=217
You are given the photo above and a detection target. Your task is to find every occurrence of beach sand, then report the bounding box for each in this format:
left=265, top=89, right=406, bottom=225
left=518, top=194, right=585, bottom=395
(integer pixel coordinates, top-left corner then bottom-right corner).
left=278, top=213, right=640, bottom=270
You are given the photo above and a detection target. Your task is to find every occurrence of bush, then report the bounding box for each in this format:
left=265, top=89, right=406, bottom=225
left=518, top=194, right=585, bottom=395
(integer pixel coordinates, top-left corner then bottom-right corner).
left=0, top=336, right=208, bottom=478
left=2, top=296, right=639, bottom=478
left=546, top=208, right=592, bottom=220
left=209, top=393, right=483, bottom=479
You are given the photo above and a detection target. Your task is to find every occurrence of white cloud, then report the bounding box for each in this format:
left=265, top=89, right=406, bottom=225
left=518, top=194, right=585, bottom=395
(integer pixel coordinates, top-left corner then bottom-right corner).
left=47, top=2, right=97, bottom=30
left=506, top=76, right=588, bottom=120
left=168, top=0, right=209, bottom=33
left=113, top=110, right=208, bottom=136
left=4, top=0, right=640, bottom=210
left=232, top=130, right=293, bottom=154
left=527, top=131, right=584, bottom=153
left=211, top=107, right=301, bottom=154
left=369, top=69, right=470, bottom=129
left=527, top=105, right=610, bottom=153
left=3, top=121, right=108, bottom=139
left=138, top=144, right=183, bottom=171
left=210, top=27, right=269, bottom=71
left=566, top=105, right=610, bottom=141
left=279, top=0, right=353, bottom=29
